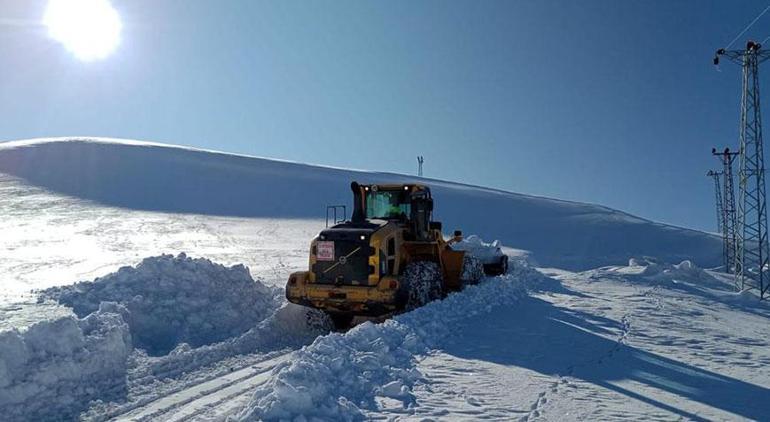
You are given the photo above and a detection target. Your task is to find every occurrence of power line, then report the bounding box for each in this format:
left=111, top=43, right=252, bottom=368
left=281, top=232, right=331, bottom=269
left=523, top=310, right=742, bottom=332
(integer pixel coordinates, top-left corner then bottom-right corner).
left=724, top=4, right=770, bottom=50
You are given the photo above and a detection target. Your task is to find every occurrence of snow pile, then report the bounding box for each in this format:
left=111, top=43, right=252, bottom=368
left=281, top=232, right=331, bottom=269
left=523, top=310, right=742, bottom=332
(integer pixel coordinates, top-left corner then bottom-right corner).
left=0, top=303, right=132, bottom=421
left=450, top=234, right=504, bottom=264
left=238, top=260, right=545, bottom=421
left=630, top=258, right=716, bottom=283
left=42, top=253, right=281, bottom=356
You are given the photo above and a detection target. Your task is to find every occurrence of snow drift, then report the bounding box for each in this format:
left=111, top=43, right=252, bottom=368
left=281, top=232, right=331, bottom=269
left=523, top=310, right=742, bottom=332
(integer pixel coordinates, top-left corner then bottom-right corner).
left=238, top=259, right=545, bottom=421
left=0, top=303, right=132, bottom=422
left=3, top=254, right=325, bottom=421
left=627, top=257, right=718, bottom=284
left=0, top=138, right=720, bottom=270
left=41, top=253, right=281, bottom=356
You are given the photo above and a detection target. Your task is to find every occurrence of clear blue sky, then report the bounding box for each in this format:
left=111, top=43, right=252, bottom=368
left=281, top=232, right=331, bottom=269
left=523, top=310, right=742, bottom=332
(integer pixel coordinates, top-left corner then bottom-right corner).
left=0, top=0, right=767, bottom=232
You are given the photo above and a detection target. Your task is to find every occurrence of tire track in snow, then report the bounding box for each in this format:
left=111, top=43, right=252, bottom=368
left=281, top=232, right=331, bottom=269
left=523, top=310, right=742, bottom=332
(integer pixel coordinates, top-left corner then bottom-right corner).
left=108, top=353, right=291, bottom=421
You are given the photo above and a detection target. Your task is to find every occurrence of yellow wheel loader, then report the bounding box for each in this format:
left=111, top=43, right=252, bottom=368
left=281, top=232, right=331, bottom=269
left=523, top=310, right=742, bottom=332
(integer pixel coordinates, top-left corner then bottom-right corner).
left=285, top=181, right=485, bottom=329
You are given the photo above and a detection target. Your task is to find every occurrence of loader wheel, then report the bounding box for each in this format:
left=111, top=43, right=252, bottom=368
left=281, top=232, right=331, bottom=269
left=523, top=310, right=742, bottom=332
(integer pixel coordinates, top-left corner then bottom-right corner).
left=328, top=313, right=354, bottom=331
left=461, top=254, right=485, bottom=284
left=402, top=261, right=444, bottom=310
left=305, top=308, right=333, bottom=331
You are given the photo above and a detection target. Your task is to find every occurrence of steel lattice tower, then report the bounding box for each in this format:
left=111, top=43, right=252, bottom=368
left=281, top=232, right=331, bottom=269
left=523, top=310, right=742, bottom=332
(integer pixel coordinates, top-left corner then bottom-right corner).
left=708, top=170, right=728, bottom=269
left=715, top=41, right=770, bottom=297
left=712, top=147, right=739, bottom=272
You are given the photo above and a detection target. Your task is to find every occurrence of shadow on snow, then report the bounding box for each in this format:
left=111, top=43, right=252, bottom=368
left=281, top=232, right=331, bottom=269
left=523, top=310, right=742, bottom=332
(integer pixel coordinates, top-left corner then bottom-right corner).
left=443, top=284, right=770, bottom=421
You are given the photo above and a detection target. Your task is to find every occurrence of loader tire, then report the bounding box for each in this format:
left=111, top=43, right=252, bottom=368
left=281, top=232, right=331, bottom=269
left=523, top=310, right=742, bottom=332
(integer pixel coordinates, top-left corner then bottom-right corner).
left=305, top=308, right=333, bottom=331
left=327, top=312, right=354, bottom=331
left=402, top=261, right=444, bottom=310
left=461, top=254, right=485, bottom=284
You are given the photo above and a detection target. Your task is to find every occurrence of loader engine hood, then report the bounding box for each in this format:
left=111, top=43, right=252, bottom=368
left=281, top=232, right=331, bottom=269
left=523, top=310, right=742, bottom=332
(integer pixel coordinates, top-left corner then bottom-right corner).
left=312, top=221, right=385, bottom=286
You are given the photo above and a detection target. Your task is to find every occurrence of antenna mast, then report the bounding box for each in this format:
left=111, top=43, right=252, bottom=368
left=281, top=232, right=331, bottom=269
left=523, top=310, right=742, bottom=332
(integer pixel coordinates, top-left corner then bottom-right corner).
left=417, top=156, right=424, bottom=177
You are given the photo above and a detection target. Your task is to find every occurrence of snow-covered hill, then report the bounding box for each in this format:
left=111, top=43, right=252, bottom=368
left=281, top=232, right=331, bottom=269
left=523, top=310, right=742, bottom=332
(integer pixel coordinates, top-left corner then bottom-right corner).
left=0, top=137, right=720, bottom=270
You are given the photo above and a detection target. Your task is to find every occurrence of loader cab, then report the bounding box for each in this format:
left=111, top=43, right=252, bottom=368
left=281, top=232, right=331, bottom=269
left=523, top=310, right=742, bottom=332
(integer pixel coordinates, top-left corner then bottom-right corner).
left=350, top=182, right=434, bottom=241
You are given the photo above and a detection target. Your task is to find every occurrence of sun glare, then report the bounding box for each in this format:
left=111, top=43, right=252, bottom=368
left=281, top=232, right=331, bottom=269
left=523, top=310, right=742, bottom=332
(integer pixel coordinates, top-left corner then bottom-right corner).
left=44, top=0, right=122, bottom=61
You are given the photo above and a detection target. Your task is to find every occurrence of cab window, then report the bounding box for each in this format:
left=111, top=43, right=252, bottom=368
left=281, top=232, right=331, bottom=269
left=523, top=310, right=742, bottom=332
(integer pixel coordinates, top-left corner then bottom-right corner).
left=365, top=191, right=410, bottom=219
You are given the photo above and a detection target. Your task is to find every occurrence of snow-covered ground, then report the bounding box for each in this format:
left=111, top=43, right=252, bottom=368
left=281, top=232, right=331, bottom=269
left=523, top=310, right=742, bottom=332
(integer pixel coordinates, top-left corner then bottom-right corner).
left=405, top=262, right=770, bottom=421
left=1, top=138, right=768, bottom=421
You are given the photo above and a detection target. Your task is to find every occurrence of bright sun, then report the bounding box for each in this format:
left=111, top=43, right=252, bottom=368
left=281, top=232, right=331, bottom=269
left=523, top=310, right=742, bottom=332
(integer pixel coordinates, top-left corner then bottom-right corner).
left=44, top=0, right=122, bottom=61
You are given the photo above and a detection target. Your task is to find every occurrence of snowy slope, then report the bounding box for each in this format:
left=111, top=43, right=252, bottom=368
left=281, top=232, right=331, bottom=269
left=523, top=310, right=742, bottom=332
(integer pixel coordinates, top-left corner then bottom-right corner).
left=0, top=137, right=720, bottom=270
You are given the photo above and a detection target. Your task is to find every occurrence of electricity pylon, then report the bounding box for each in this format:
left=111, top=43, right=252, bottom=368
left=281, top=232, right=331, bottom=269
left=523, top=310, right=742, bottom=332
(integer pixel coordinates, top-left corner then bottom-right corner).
left=712, top=147, right=739, bottom=272
left=708, top=170, right=728, bottom=269
left=715, top=41, right=770, bottom=297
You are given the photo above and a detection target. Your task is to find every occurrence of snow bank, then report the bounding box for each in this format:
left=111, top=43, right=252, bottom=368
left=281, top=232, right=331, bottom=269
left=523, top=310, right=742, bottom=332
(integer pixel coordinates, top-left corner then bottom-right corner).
left=629, top=258, right=716, bottom=283
left=0, top=303, right=132, bottom=421
left=10, top=254, right=326, bottom=420
left=238, top=260, right=545, bottom=421
left=42, top=253, right=281, bottom=355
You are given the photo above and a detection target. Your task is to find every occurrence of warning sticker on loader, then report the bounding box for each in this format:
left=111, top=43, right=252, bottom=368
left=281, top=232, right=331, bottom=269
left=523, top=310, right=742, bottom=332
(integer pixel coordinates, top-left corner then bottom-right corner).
left=317, top=241, right=335, bottom=261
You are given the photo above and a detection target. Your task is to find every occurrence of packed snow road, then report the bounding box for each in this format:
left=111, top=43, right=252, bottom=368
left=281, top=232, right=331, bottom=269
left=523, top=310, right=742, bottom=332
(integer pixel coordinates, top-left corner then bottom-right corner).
left=110, top=353, right=292, bottom=422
